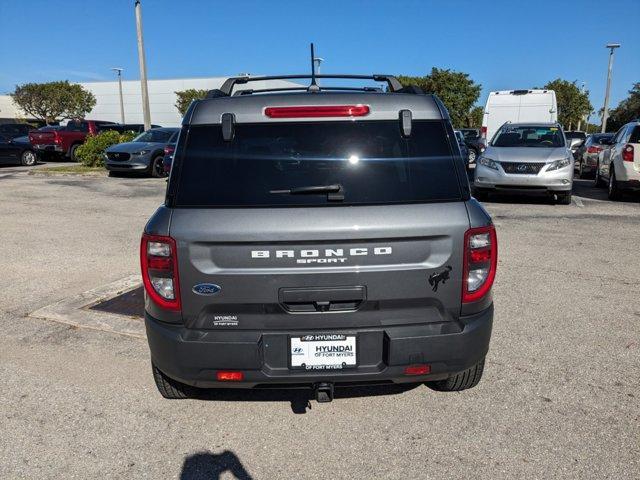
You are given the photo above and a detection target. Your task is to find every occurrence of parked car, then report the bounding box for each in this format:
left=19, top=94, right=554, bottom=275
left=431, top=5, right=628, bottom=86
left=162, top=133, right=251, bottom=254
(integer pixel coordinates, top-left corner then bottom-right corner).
left=142, top=74, right=496, bottom=402
left=575, top=133, right=614, bottom=178
left=459, top=128, right=485, bottom=163
left=564, top=131, right=587, bottom=158
left=594, top=121, right=640, bottom=200
left=98, top=123, right=162, bottom=134
left=481, top=89, right=557, bottom=145
left=474, top=122, right=573, bottom=204
left=29, top=120, right=115, bottom=161
left=0, top=123, right=34, bottom=140
left=104, top=127, right=179, bottom=177
left=454, top=130, right=469, bottom=161
left=0, top=134, right=37, bottom=166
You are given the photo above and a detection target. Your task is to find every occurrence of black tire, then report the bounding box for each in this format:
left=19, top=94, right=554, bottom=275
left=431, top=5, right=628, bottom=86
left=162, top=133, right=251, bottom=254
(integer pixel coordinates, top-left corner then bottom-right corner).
left=593, top=163, right=604, bottom=187
left=556, top=192, right=572, bottom=205
left=20, top=149, right=37, bottom=166
left=150, top=156, right=165, bottom=178
left=607, top=168, right=622, bottom=200
left=69, top=144, right=80, bottom=162
left=468, top=148, right=477, bottom=164
left=152, top=363, right=198, bottom=399
left=426, top=357, right=485, bottom=392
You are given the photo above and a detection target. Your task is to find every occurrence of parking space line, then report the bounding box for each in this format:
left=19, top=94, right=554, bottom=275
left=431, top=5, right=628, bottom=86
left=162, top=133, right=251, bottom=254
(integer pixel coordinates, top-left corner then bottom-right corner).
left=573, top=196, right=584, bottom=208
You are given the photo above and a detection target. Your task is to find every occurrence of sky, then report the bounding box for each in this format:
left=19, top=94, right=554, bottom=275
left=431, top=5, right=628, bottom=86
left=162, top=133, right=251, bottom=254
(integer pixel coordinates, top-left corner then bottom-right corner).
left=0, top=0, right=638, bottom=123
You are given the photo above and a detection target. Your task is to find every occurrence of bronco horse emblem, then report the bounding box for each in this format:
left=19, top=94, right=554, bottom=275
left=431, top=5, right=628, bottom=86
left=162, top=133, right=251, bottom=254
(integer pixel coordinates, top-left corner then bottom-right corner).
left=428, top=266, right=453, bottom=292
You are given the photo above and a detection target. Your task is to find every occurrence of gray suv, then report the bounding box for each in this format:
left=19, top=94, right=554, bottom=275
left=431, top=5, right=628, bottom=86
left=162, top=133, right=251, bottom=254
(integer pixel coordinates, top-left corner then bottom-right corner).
left=141, top=74, right=497, bottom=402
left=105, top=127, right=179, bottom=177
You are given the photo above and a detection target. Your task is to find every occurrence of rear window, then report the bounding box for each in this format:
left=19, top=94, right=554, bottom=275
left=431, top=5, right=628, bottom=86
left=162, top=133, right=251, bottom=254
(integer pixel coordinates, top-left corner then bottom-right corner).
left=629, top=126, right=640, bottom=144
left=173, top=120, right=461, bottom=207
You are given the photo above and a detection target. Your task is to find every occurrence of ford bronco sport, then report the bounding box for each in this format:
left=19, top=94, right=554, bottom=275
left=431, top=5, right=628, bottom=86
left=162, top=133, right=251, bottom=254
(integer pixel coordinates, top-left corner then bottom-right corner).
left=141, top=71, right=497, bottom=402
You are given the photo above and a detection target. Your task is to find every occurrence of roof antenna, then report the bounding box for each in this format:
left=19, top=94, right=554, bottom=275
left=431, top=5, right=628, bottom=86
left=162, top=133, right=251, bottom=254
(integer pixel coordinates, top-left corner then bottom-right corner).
left=308, top=43, right=320, bottom=92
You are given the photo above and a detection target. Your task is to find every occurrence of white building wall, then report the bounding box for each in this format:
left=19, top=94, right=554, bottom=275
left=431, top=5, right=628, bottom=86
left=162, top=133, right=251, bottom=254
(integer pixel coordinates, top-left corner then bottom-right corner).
left=80, top=77, right=299, bottom=127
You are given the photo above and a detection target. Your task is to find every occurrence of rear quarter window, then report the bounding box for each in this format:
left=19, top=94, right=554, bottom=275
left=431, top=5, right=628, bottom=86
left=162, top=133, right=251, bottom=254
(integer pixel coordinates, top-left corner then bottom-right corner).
left=171, top=120, right=462, bottom=207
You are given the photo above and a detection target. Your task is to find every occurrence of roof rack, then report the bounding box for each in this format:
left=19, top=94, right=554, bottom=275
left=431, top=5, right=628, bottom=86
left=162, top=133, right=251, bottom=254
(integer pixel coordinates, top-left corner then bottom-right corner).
left=207, top=74, right=409, bottom=98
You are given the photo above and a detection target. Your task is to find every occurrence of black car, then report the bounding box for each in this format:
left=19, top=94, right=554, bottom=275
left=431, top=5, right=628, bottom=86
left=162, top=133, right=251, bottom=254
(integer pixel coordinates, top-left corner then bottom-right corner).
left=0, top=134, right=37, bottom=166
left=459, top=128, right=485, bottom=163
left=0, top=123, right=34, bottom=139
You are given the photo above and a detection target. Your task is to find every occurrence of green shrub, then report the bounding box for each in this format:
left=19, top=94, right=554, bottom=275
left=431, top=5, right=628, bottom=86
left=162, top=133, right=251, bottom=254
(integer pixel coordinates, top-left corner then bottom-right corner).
left=75, top=131, right=136, bottom=167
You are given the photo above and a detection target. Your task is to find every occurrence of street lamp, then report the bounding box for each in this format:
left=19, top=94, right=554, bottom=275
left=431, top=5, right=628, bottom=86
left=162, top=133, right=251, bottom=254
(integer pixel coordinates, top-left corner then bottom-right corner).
left=111, top=67, right=125, bottom=124
left=601, top=43, right=620, bottom=133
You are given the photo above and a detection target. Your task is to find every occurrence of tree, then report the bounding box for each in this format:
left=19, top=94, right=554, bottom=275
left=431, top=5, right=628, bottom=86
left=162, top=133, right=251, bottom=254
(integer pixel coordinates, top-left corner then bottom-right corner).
left=11, top=81, right=96, bottom=124
left=543, top=79, right=592, bottom=130
left=466, top=106, right=484, bottom=128
left=397, top=68, right=481, bottom=128
left=175, top=89, right=208, bottom=115
left=606, top=83, right=640, bottom=132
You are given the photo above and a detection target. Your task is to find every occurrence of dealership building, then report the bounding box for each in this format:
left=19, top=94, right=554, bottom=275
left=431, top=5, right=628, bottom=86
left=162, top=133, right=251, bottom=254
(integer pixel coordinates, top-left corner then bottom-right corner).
left=0, top=76, right=298, bottom=126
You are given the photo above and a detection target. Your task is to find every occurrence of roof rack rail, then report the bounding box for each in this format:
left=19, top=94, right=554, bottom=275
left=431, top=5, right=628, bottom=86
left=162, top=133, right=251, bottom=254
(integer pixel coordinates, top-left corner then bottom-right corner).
left=210, top=74, right=407, bottom=98
left=234, top=86, right=383, bottom=96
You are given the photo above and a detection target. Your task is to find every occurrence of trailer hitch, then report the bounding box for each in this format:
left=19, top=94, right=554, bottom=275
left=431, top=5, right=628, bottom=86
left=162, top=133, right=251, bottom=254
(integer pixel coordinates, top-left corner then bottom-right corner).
left=314, top=382, right=334, bottom=403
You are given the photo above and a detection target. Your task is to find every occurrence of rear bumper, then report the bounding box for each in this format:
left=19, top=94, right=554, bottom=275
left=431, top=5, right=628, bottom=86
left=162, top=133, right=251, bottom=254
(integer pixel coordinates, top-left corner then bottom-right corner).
left=33, top=144, right=63, bottom=153
left=146, top=305, right=493, bottom=388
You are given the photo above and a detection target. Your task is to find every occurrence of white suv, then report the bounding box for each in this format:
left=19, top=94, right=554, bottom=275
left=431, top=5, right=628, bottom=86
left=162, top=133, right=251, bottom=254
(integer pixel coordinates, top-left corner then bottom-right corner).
left=595, top=121, right=640, bottom=200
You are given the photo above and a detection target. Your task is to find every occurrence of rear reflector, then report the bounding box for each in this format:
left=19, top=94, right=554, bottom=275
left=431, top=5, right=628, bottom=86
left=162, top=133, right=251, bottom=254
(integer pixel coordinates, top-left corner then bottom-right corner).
left=216, top=371, right=244, bottom=381
left=404, top=364, right=431, bottom=375
left=264, top=105, right=370, bottom=118
left=463, top=225, right=498, bottom=303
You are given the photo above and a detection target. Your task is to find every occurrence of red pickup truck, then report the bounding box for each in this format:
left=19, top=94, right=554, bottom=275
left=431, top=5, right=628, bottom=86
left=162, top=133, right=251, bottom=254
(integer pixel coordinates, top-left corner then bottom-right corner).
left=29, top=120, right=115, bottom=161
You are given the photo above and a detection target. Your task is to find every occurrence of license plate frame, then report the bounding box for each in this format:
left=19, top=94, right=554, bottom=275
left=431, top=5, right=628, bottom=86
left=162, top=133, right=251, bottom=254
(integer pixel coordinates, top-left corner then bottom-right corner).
left=289, top=334, right=358, bottom=371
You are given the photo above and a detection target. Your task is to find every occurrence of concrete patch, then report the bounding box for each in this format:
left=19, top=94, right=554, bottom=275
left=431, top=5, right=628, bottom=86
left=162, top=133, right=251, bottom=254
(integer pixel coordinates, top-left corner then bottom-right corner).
left=30, top=275, right=146, bottom=339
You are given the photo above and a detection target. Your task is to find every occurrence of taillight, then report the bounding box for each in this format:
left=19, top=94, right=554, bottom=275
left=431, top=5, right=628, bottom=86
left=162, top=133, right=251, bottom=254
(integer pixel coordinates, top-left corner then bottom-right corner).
left=587, top=146, right=602, bottom=154
left=53, top=131, right=61, bottom=145
left=462, top=225, right=497, bottom=303
left=140, top=234, right=181, bottom=311
left=481, top=126, right=487, bottom=138
left=264, top=105, right=370, bottom=118
left=164, top=145, right=175, bottom=156
left=216, top=371, right=244, bottom=381
left=622, top=144, right=634, bottom=162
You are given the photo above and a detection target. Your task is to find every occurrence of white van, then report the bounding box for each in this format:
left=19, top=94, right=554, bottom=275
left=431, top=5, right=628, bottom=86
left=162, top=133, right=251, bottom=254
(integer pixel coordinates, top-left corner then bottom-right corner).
left=481, top=90, right=557, bottom=144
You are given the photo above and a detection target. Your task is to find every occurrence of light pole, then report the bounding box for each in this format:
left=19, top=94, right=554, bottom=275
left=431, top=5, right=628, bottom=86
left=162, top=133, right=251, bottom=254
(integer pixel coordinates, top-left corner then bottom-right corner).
left=111, top=68, right=125, bottom=124
left=135, top=0, right=151, bottom=131
left=601, top=43, right=620, bottom=133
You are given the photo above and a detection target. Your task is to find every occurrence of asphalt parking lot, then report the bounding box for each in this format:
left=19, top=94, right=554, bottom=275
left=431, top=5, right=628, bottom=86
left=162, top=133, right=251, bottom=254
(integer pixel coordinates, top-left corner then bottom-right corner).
left=0, top=166, right=638, bottom=479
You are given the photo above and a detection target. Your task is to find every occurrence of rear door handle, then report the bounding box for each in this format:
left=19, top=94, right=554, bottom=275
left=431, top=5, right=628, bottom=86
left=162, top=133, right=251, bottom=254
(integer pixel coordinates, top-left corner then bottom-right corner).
left=279, top=286, right=366, bottom=313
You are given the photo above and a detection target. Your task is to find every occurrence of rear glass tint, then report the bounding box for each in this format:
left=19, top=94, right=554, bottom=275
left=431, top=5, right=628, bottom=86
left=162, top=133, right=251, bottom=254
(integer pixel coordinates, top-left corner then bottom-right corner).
left=173, top=120, right=461, bottom=207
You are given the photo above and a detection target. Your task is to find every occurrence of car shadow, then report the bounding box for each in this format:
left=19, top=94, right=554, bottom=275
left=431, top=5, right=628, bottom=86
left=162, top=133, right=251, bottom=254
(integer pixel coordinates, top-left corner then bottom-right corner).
left=195, top=383, right=420, bottom=414
left=180, top=451, right=253, bottom=480
left=572, top=178, right=640, bottom=203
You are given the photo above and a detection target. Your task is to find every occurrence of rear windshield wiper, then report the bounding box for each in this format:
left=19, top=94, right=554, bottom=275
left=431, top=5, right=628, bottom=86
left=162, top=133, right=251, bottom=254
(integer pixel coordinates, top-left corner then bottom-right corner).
left=269, top=184, right=344, bottom=201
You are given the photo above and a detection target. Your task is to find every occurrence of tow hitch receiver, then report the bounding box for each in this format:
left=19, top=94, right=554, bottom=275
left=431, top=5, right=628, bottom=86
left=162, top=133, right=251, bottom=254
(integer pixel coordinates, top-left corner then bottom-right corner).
left=314, top=382, right=334, bottom=403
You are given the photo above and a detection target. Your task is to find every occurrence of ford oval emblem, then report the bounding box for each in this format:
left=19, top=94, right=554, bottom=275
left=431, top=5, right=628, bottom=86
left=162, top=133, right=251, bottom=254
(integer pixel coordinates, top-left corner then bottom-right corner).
left=192, top=283, right=221, bottom=296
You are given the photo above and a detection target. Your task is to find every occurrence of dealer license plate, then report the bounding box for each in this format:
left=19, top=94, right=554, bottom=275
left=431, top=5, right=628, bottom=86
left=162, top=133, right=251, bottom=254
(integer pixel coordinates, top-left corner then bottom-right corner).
left=290, top=334, right=357, bottom=370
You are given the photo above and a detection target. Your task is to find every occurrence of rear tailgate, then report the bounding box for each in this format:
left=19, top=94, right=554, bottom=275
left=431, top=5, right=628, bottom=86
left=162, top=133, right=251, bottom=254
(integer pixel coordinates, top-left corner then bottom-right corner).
left=171, top=203, right=469, bottom=331
left=29, top=130, right=56, bottom=145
